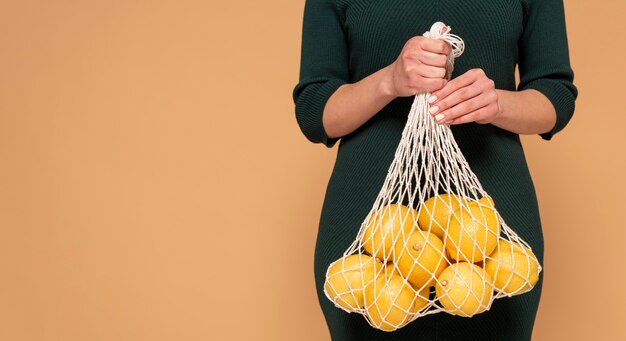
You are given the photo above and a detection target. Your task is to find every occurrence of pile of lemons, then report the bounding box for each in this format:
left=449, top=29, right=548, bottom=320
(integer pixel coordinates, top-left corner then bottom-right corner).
left=324, top=194, right=540, bottom=331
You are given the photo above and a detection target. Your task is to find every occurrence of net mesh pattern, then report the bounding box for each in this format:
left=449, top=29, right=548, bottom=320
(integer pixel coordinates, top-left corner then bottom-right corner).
left=323, top=22, right=543, bottom=332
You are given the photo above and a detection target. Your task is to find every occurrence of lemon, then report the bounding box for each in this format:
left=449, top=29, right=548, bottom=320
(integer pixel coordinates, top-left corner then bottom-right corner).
left=484, top=239, right=540, bottom=295
left=363, top=204, right=418, bottom=261
left=478, top=195, right=495, bottom=208
left=324, top=254, right=381, bottom=311
left=435, top=262, right=494, bottom=317
left=394, top=229, right=447, bottom=289
left=364, top=265, right=429, bottom=331
left=445, top=201, right=500, bottom=263
left=417, top=194, right=464, bottom=239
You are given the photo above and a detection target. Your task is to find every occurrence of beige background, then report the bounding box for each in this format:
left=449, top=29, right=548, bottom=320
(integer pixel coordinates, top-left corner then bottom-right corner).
left=1, top=1, right=624, bottom=340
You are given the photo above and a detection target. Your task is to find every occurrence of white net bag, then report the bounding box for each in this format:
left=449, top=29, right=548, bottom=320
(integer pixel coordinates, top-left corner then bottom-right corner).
left=323, top=22, right=543, bottom=332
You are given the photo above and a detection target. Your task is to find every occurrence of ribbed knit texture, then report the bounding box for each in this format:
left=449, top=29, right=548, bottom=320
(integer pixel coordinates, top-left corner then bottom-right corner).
left=292, top=1, right=576, bottom=340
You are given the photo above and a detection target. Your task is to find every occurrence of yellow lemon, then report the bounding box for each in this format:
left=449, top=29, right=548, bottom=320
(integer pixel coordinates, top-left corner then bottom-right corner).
left=363, top=204, right=418, bottom=261
left=364, top=265, right=429, bottom=331
left=324, top=254, right=381, bottom=311
left=445, top=201, right=500, bottom=263
left=394, top=229, right=447, bottom=289
left=484, top=239, right=540, bottom=295
left=478, top=195, right=495, bottom=208
left=435, top=262, right=494, bottom=317
left=417, top=194, right=464, bottom=239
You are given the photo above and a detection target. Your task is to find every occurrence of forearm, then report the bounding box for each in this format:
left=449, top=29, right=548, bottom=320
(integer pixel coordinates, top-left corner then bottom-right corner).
left=323, top=65, right=397, bottom=139
left=491, top=89, right=557, bottom=135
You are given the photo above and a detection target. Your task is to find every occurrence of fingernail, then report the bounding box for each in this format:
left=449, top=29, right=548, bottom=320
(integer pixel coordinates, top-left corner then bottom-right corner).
left=429, top=106, right=439, bottom=114
left=435, top=113, right=445, bottom=122
left=428, top=95, right=437, bottom=104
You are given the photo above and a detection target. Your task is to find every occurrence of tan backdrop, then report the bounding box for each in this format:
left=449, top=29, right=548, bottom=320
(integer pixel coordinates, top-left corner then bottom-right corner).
left=1, top=1, right=624, bottom=340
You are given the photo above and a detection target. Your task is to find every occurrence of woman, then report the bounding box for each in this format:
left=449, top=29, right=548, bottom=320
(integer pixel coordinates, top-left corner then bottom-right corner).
left=292, top=0, right=577, bottom=340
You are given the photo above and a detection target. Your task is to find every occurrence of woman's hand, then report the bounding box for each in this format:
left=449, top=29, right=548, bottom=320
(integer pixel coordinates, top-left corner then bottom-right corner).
left=384, top=37, right=452, bottom=97
left=428, top=68, right=501, bottom=125
left=314, top=37, right=456, bottom=140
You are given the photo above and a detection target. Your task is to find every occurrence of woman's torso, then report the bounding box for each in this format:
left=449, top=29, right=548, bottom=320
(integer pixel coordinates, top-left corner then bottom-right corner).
left=321, top=0, right=541, bottom=255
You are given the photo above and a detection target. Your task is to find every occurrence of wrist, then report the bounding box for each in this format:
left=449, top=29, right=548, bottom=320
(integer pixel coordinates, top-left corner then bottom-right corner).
left=491, top=89, right=508, bottom=126
left=378, top=64, right=398, bottom=99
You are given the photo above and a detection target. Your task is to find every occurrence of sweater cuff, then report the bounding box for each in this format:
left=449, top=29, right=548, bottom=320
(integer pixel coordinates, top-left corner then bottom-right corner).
left=295, top=78, right=347, bottom=148
left=521, top=79, right=576, bottom=141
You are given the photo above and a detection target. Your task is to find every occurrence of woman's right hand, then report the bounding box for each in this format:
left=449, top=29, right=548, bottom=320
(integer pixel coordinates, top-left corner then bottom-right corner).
left=385, top=37, right=452, bottom=97
left=308, top=37, right=452, bottom=140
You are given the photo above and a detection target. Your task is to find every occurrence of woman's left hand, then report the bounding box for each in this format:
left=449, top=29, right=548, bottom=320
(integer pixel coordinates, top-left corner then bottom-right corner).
left=428, top=68, right=501, bottom=125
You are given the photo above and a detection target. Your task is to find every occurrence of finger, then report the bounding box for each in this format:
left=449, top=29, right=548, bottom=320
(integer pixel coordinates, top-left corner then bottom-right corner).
left=421, top=38, right=451, bottom=55
left=417, top=51, right=448, bottom=67
left=429, top=72, right=476, bottom=105
left=429, top=84, right=481, bottom=113
left=434, top=94, right=492, bottom=123
left=448, top=105, right=497, bottom=125
left=416, top=65, right=447, bottom=78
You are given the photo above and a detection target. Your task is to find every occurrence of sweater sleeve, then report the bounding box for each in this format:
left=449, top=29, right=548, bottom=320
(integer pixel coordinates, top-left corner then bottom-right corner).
left=517, top=0, right=578, bottom=141
left=292, top=0, right=350, bottom=148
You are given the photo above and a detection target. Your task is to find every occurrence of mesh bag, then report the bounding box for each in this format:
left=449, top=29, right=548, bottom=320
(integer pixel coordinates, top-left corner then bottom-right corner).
left=323, top=22, right=543, bottom=332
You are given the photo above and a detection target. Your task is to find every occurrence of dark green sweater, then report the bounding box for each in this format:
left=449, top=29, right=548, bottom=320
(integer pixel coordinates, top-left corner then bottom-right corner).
left=292, top=1, right=577, bottom=340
